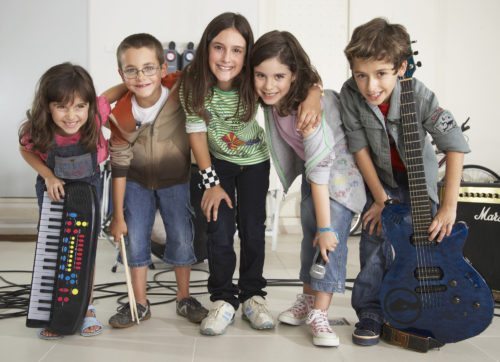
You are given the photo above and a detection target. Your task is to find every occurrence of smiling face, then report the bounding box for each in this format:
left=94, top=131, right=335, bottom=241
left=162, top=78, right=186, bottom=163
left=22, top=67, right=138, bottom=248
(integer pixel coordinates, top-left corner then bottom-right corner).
left=351, top=57, right=406, bottom=106
left=49, top=94, right=89, bottom=136
left=119, top=46, right=167, bottom=107
left=253, top=57, right=295, bottom=107
left=208, top=27, right=246, bottom=91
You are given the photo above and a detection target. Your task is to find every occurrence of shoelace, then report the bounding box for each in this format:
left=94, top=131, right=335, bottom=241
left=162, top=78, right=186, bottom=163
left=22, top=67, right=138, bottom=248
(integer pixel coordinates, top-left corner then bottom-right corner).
left=117, top=302, right=147, bottom=317
left=209, top=302, right=230, bottom=319
left=184, top=297, right=201, bottom=308
left=117, top=303, right=131, bottom=313
left=288, top=294, right=312, bottom=315
left=248, top=298, right=270, bottom=315
left=306, top=310, right=332, bottom=333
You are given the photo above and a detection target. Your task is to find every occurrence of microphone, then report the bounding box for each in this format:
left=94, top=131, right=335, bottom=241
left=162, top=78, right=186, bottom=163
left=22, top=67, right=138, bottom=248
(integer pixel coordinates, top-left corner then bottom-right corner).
left=309, top=247, right=329, bottom=280
left=309, top=227, right=338, bottom=280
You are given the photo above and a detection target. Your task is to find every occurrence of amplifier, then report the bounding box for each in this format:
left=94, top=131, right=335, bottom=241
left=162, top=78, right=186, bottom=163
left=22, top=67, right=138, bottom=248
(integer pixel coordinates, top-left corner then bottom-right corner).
left=439, top=182, right=500, bottom=300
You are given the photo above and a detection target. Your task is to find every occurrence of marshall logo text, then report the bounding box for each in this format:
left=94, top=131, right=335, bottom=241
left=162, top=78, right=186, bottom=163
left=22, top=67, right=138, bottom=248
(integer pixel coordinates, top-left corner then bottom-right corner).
left=474, top=206, right=500, bottom=222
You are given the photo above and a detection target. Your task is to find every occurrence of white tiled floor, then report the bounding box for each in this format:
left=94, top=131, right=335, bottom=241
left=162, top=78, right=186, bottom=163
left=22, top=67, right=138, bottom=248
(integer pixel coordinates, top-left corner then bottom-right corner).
left=0, top=234, right=498, bottom=362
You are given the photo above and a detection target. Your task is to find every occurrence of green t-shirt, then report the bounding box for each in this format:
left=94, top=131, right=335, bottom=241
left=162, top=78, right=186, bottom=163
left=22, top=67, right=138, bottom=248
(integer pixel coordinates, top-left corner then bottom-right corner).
left=182, top=87, right=269, bottom=166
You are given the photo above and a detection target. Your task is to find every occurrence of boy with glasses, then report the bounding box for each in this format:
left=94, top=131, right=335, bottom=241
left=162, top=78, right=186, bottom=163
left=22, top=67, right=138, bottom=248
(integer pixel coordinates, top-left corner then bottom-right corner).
left=107, top=33, right=208, bottom=328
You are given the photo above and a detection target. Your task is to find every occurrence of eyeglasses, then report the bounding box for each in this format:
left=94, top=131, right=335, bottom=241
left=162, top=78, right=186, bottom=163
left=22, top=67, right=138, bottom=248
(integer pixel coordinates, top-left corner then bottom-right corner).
left=121, top=65, right=160, bottom=79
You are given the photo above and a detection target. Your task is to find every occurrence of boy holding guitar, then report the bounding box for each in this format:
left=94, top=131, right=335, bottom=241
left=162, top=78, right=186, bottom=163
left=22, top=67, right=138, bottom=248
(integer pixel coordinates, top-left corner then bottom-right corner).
left=340, top=17, right=470, bottom=346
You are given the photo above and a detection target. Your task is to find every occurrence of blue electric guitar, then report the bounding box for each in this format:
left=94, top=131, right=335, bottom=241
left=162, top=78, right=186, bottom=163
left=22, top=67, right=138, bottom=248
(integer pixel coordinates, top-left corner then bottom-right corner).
left=379, top=46, right=494, bottom=344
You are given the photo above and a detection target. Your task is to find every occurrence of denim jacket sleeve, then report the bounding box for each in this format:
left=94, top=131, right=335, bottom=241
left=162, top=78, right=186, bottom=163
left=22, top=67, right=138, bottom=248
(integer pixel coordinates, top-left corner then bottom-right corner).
left=339, top=80, right=370, bottom=154
left=414, top=79, right=470, bottom=154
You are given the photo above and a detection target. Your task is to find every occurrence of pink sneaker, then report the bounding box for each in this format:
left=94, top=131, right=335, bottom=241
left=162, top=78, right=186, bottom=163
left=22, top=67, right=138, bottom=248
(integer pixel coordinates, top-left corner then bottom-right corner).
left=278, top=294, right=315, bottom=326
left=306, top=309, right=339, bottom=347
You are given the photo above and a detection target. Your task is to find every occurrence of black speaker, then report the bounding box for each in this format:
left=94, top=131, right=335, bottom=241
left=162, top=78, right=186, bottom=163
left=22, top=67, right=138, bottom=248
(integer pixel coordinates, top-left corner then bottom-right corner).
left=439, top=182, right=500, bottom=300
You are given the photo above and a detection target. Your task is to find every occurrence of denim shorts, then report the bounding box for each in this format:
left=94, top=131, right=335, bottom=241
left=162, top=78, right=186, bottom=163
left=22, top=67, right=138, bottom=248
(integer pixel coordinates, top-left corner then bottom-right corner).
left=298, top=181, right=354, bottom=293
left=123, top=180, right=196, bottom=267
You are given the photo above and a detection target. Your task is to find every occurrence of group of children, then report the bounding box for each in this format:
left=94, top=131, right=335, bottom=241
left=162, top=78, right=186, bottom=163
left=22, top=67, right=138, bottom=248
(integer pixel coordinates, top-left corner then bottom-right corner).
left=18, top=13, right=469, bottom=348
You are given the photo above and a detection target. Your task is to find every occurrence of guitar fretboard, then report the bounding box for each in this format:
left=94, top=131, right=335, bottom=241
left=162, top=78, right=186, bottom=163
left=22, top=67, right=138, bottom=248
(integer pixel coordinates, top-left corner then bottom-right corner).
left=400, top=78, right=433, bottom=244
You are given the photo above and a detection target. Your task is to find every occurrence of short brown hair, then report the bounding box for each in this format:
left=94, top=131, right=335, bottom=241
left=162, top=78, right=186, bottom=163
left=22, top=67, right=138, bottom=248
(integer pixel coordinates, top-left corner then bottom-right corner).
left=344, top=17, right=412, bottom=71
left=116, top=33, right=164, bottom=69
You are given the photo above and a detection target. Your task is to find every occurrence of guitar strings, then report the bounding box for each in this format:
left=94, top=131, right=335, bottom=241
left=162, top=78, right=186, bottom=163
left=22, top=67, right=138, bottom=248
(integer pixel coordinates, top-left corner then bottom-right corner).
left=400, top=78, right=436, bottom=309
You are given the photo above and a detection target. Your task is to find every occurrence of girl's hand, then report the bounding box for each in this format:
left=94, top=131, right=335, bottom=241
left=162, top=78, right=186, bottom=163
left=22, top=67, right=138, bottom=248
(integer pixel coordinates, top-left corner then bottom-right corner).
left=44, top=176, right=65, bottom=202
left=362, top=201, right=385, bottom=236
left=428, top=204, right=456, bottom=242
left=201, top=185, right=233, bottom=222
left=110, top=215, right=128, bottom=244
left=312, top=231, right=339, bottom=263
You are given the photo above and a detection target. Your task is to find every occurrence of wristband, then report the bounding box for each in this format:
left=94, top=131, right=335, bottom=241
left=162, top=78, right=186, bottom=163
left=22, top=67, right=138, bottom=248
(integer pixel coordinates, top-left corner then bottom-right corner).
left=317, top=226, right=339, bottom=239
left=199, top=166, right=220, bottom=189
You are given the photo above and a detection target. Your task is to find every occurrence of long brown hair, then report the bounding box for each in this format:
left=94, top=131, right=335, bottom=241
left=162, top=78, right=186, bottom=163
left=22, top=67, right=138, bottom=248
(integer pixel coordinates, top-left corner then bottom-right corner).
left=180, top=12, right=256, bottom=123
left=19, top=62, right=100, bottom=154
left=250, top=30, right=321, bottom=116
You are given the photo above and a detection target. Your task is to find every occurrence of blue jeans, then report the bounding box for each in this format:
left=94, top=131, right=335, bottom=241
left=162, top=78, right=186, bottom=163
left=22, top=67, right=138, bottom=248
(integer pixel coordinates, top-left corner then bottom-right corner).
left=206, top=157, right=270, bottom=310
left=123, top=180, right=196, bottom=267
left=351, top=172, right=437, bottom=323
left=299, top=180, right=354, bottom=293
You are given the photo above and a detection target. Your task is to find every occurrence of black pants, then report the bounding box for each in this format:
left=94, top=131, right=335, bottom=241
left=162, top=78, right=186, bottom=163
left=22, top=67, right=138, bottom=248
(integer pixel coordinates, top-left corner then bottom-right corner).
left=206, top=157, right=270, bottom=310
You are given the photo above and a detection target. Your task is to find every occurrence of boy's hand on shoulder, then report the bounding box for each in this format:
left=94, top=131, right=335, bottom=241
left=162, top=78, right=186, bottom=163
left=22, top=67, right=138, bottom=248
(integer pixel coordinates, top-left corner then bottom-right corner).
left=201, top=185, right=233, bottom=222
left=362, top=201, right=384, bottom=236
left=44, top=176, right=65, bottom=202
left=428, top=205, right=456, bottom=242
left=296, top=103, right=321, bottom=132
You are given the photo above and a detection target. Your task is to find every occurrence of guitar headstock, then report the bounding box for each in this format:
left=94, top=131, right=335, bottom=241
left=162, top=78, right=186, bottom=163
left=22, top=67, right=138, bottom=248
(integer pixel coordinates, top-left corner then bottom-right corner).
left=404, top=40, right=422, bottom=79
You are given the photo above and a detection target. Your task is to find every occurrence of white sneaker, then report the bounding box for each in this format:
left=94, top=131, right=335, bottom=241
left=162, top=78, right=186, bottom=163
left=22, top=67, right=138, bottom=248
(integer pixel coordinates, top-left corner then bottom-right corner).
left=200, top=301, right=235, bottom=336
left=278, top=294, right=315, bottom=326
left=306, top=309, right=339, bottom=347
left=242, top=296, right=275, bottom=330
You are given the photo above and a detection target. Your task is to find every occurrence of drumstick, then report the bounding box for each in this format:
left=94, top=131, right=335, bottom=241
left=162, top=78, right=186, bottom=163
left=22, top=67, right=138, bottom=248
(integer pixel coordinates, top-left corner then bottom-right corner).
left=119, top=235, right=140, bottom=324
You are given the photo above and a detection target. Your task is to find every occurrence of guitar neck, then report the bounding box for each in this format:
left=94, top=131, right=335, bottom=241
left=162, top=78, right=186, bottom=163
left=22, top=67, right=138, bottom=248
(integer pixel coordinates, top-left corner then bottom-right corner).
left=400, top=78, right=433, bottom=240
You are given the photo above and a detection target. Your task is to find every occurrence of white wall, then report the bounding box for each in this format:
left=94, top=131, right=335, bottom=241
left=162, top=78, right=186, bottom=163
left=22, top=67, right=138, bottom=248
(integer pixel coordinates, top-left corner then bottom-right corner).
left=1, top=0, right=88, bottom=197
left=2, top=0, right=499, bottom=198
left=88, top=0, right=259, bottom=96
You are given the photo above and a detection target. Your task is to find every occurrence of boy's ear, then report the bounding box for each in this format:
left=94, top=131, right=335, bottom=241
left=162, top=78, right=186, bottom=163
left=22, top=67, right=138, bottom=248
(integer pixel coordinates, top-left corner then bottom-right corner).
left=118, top=68, right=125, bottom=82
left=397, top=60, right=408, bottom=77
left=160, top=63, right=167, bottom=77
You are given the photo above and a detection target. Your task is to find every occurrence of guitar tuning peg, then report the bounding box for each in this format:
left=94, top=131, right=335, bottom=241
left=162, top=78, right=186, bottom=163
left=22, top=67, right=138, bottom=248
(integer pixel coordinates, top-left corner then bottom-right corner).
left=411, top=40, right=417, bottom=44
left=413, top=50, right=419, bottom=55
left=416, top=61, right=422, bottom=67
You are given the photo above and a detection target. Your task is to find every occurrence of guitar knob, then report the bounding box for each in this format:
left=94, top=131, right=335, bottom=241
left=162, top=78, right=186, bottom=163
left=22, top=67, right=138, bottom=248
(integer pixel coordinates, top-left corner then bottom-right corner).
left=452, top=296, right=461, bottom=304
left=449, top=280, right=458, bottom=287
left=473, top=302, right=480, bottom=309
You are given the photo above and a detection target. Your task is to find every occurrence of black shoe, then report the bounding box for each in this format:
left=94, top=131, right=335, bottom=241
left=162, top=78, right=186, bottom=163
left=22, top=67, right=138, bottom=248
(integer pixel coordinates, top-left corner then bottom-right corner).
left=176, top=297, right=208, bottom=323
left=109, top=300, right=151, bottom=328
left=352, top=318, right=382, bottom=346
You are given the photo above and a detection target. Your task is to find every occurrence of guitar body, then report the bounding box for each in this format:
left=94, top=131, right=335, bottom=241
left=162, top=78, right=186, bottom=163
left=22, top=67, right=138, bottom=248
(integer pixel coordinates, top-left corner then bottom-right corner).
left=380, top=203, right=494, bottom=343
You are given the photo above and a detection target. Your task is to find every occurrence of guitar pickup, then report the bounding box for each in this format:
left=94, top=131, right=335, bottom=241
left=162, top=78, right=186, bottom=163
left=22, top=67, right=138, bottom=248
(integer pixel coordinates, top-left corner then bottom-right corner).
left=414, top=266, right=444, bottom=281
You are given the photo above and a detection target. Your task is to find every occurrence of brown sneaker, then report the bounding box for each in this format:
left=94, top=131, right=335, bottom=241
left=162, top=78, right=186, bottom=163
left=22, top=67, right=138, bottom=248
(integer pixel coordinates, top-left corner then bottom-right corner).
left=176, top=297, right=208, bottom=323
left=109, top=300, right=151, bottom=328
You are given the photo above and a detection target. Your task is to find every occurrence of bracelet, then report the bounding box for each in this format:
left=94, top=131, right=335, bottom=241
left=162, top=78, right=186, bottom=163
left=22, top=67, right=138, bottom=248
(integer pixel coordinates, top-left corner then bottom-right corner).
left=313, top=83, right=324, bottom=96
left=199, top=166, right=220, bottom=189
left=317, top=226, right=339, bottom=239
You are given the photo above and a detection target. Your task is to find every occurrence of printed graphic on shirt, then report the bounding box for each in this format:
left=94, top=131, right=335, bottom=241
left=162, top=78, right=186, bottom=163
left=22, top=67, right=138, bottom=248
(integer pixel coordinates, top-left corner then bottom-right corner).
left=431, top=107, right=457, bottom=134
left=221, top=132, right=260, bottom=150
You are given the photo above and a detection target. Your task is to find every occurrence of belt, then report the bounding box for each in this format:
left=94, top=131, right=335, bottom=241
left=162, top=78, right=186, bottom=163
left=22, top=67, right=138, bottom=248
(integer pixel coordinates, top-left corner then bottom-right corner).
left=381, top=323, right=445, bottom=353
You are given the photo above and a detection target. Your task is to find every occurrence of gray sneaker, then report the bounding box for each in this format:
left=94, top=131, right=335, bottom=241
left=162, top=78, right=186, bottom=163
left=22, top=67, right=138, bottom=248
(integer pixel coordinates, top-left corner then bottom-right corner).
left=109, top=300, right=151, bottom=328
left=176, top=297, right=209, bottom=323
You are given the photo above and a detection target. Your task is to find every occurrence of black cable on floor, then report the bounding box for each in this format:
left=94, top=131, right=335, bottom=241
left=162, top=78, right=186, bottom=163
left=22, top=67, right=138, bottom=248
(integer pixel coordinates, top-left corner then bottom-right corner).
left=1, top=270, right=499, bottom=321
